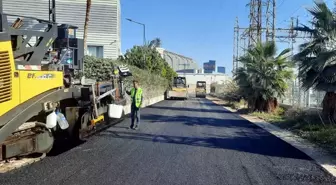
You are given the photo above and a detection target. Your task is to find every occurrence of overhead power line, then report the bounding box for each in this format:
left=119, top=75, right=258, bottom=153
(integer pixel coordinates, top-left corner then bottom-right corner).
left=232, top=0, right=311, bottom=73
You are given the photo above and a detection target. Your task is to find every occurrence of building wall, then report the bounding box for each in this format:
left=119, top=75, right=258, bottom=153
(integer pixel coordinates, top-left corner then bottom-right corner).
left=3, top=0, right=121, bottom=59
left=156, top=48, right=198, bottom=72
left=203, top=60, right=216, bottom=73
left=176, top=69, right=196, bottom=73
left=217, top=66, right=226, bottom=74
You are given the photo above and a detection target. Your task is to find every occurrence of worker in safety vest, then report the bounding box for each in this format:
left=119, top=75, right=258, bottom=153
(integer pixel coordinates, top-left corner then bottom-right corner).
left=126, top=80, right=143, bottom=130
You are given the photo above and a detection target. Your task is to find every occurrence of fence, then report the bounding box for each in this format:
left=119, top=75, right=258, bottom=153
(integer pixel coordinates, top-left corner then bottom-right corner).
left=210, top=76, right=326, bottom=109
left=279, top=77, right=325, bottom=108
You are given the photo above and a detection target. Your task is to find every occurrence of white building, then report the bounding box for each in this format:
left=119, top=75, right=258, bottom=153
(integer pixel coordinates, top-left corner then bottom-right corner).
left=3, top=0, right=121, bottom=59
left=156, top=47, right=198, bottom=72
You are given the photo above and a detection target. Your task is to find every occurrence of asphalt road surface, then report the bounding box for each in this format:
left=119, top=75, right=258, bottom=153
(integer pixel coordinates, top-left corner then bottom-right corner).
left=1, top=98, right=336, bottom=185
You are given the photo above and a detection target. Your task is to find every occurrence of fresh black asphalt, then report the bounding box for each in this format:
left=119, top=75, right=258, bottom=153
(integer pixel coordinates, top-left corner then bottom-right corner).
left=1, top=98, right=336, bottom=185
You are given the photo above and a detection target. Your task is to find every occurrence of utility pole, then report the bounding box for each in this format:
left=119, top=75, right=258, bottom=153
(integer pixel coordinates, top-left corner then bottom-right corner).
left=233, top=17, right=239, bottom=73
left=232, top=0, right=309, bottom=74
left=247, top=0, right=275, bottom=46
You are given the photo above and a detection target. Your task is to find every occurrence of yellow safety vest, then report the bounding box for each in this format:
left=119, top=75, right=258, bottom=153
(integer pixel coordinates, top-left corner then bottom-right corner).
left=114, top=69, right=119, bottom=75
left=130, top=88, right=143, bottom=108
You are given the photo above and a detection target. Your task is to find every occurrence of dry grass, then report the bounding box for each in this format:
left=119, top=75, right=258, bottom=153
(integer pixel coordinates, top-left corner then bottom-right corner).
left=252, top=106, right=336, bottom=154
left=249, top=107, right=285, bottom=122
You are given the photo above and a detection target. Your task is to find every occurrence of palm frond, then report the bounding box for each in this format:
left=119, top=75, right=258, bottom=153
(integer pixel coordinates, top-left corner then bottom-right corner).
left=235, top=41, right=294, bottom=102
left=293, top=1, right=336, bottom=92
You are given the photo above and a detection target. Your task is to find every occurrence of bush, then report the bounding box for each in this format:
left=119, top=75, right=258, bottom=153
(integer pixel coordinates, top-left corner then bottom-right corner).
left=279, top=107, right=336, bottom=152
left=118, top=45, right=177, bottom=83
left=80, top=56, right=115, bottom=82
left=79, top=56, right=168, bottom=99
left=284, top=107, right=324, bottom=127
left=284, top=106, right=305, bottom=120
left=250, top=107, right=285, bottom=123
left=211, top=79, right=242, bottom=103
left=231, top=99, right=247, bottom=109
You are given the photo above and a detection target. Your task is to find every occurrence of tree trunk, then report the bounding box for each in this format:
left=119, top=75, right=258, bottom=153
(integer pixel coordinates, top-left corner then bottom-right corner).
left=83, top=0, right=92, bottom=54
left=322, top=92, right=336, bottom=121
left=253, top=96, right=278, bottom=113
left=265, top=98, right=278, bottom=113
left=248, top=98, right=255, bottom=110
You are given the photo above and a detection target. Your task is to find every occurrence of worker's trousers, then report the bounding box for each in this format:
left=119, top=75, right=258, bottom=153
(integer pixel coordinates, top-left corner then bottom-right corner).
left=130, top=105, right=140, bottom=127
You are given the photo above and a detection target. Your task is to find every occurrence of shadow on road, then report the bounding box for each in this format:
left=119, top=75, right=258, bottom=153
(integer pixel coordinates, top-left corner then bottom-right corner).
left=141, top=114, right=258, bottom=129
left=48, top=116, right=125, bottom=157
left=200, top=99, right=224, bottom=106
left=149, top=106, right=231, bottom=114
left=97, top=130, right=312, bottom=160
left=165, top=98, right=185, bottom=101
left=48, top=139, right=86, bottom=156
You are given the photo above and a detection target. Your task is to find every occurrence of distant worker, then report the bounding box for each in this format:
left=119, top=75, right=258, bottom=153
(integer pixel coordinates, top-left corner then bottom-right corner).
left=126, top=80, right=143, bottom=130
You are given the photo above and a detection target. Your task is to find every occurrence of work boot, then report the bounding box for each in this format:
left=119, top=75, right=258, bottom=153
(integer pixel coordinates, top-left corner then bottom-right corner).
left=128, top=125, right=133, bottom=129
left=133, top=125, right=139, bottom=130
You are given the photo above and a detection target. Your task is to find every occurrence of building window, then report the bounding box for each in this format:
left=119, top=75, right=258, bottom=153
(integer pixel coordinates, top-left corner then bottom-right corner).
left=88, top=45, right=104, bottom=58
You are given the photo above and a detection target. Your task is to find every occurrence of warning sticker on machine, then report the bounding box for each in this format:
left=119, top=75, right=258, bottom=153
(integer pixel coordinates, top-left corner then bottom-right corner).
left=27, top=73, right=55, bottom=79
left=37, top=74, right=55, bottom=79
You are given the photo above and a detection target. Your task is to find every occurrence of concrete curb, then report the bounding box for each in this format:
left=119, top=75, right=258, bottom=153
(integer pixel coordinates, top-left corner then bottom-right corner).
left=249, top=119, right=336, bottom=177
left=208, top=96, right=336, bottom=177
left=123, top=95, right=164, bottom=115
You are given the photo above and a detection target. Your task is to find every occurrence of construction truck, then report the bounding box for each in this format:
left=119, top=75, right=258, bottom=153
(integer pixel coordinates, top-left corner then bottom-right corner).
left=195, top=81, right=206, bottom=98
left=165, top=76, right=189, bottom=100
left=0, top=0, right=131, bottom=161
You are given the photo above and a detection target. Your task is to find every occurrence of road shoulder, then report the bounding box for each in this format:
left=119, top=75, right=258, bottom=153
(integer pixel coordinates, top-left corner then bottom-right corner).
left=207, top=96, right=336, bottom=177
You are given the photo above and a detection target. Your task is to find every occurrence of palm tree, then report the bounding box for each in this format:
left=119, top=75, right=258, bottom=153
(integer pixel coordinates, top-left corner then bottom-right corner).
left=148, top=38, right=162, bottom=49
left=293, top=1, right=336, bottom=119
left=234, top=41, right=294, bottom=112
left=83, top=0, right=92, bottom=54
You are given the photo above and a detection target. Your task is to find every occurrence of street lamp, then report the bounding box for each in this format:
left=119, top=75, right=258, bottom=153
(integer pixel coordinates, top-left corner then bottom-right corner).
left=126, top=18, right=146, bottom=67
left=125, top=18, right=146, bottom=45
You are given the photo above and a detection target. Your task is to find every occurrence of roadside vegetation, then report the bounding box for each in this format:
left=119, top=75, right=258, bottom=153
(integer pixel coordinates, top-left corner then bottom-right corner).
left=79, top=38, right=177, bottom=99
left=211, top=1, right=336, bottom=153
left=118, top=37, right=177, bottom=84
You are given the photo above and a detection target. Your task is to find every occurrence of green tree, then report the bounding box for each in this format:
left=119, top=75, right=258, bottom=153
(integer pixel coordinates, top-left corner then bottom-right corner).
left=234, top=41, right=294, bottom=112
left=118, top=38, right=176, bottom=83
left=293, top=1, right=336, bottom=120
left=120, top=46, right=148, bottom=70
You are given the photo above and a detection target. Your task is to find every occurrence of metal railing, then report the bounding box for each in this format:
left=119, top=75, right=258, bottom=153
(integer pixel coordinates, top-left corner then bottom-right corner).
left=279, top=77, right=325, bottom=109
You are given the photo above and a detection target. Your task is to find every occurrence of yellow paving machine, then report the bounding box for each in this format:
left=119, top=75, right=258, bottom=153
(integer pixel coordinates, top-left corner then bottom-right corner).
left=165, top=76, right=189, bottom=100
left=195, top=81, right=206, bottom=98
left=0, top=0, right=131, bottom=161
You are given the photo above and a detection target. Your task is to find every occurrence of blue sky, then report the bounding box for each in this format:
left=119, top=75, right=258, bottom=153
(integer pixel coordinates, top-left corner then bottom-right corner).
left=121, top=0, right=334, bottom=75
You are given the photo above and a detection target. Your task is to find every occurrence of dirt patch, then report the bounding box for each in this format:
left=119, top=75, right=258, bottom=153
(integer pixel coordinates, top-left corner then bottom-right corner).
left=0, top=154, right=45, bottom=173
